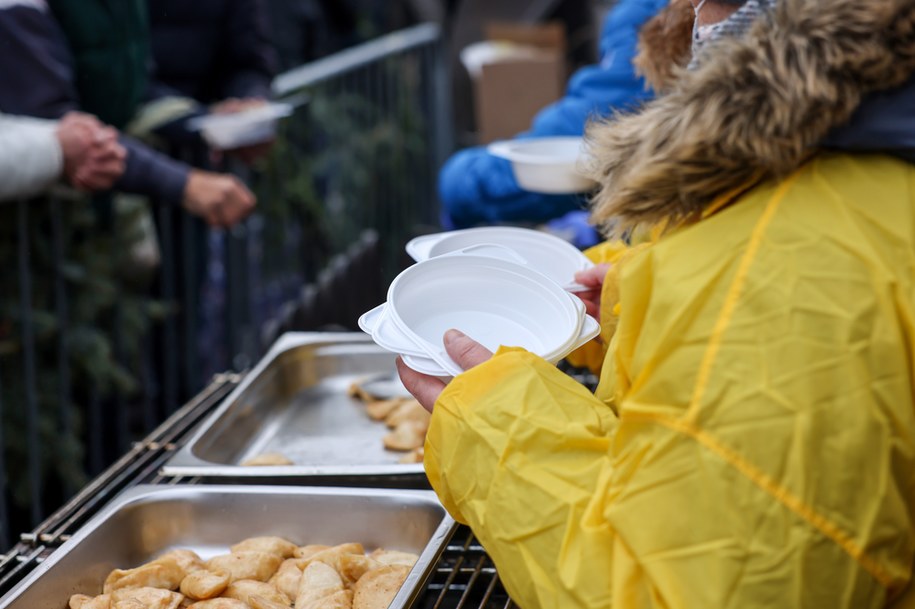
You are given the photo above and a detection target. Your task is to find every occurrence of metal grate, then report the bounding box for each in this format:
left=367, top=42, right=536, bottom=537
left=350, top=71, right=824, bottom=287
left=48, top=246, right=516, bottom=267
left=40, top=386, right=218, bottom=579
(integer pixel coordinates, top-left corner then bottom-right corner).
left=0, top=373, right=518, bottom=608
left=418, top=528, right=518, bottom=609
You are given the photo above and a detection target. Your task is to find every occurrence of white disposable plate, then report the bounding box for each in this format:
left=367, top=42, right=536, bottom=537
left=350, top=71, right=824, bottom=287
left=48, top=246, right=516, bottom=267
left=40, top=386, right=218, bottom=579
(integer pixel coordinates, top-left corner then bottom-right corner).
left=405, top=227, right=594, bottom=290
left=542, top=293, right=587, bottom=361
left=400, top=312, right=598, bottom=376
left=362, top=304, right=428, bottom=358
left=401, top=353, right=450, bottom=377
left=387, top=255, right=581, bottom=374
left=488, top=136, right=598, bottom=194
left=191, top=102, right=294, bottom=149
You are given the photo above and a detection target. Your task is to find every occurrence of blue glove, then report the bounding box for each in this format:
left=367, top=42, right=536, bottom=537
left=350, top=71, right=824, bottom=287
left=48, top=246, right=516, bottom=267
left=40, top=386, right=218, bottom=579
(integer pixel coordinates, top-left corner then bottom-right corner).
left=545, top=210, right=601, bottom=249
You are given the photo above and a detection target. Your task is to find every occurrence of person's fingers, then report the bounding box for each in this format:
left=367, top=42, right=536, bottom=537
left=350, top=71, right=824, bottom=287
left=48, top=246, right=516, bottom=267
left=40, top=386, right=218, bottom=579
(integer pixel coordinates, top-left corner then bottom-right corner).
left=574, top=264, right=611, bottom=287
left=212, top=201, right=229, bottom=227
left=443, top=330, right=492, bottom=371
left=222, top=181, right=255, bottom=227
left=78, top=150, right=126, bottom=184
left=582, top=298, right=600, bottom=320
left=396, top=356, right=446, bottom=412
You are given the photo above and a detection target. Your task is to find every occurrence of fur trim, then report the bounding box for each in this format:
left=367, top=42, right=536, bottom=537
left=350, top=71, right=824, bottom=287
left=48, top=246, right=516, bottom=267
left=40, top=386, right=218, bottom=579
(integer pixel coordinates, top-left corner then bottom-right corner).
left=633, top=0, right=694, bottom=93
left=586, top=0, right=915, bottom=231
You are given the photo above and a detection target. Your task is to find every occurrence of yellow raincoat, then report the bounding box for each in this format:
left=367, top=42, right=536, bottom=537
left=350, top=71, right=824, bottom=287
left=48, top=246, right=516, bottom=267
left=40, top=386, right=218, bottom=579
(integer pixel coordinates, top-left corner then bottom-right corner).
left=425, top=152, right=915, bottom=608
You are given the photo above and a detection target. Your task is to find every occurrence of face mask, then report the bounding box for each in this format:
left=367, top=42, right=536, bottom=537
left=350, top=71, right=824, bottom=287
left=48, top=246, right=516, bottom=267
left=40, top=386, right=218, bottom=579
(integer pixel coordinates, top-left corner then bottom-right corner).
left=691, top=0, right=718, bottom=56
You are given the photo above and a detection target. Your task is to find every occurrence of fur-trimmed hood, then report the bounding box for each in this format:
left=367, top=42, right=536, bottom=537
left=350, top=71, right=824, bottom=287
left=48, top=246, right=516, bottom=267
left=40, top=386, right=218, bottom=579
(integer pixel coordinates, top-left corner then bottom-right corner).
left=585, top=0, right=915, bottom=230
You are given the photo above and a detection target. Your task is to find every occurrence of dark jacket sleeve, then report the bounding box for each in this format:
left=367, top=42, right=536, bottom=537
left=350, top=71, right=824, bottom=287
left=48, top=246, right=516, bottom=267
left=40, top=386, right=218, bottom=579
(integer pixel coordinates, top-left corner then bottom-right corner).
left=0, top=3, right=80, bottom=118
left=116, top=135, right=189, bottom=203
left=222, top=0, right=277, bottom=99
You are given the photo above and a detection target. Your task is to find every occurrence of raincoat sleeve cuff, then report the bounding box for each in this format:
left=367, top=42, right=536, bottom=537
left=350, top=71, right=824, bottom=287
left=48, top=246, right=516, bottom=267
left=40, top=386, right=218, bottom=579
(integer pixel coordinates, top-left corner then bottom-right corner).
left=423, top=348, right=619, bottom=607
left=424, top=347, right=617, bottom=523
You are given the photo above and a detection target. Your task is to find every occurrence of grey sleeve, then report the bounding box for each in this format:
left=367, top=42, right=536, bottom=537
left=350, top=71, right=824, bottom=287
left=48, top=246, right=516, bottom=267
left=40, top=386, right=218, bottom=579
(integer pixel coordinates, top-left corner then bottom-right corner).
left=0, top=114, right=63, bottom=201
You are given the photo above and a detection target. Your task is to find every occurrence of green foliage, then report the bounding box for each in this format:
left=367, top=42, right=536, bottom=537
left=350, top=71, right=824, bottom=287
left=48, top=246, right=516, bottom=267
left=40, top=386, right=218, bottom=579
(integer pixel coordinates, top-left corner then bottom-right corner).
left=0, top=194, right=162, bottom=511
left=263, top=58, right=432, bottom=281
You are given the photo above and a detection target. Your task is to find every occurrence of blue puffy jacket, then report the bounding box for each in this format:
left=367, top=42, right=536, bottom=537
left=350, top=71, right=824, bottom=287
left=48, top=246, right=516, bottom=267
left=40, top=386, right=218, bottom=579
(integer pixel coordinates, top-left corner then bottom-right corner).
left=439, top=0, right=669, bottom=230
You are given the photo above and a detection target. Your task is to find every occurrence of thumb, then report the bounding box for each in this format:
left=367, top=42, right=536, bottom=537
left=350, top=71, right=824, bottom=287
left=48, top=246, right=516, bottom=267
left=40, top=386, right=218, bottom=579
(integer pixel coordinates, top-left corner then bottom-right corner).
left=443, top=330, right=493, bottom=371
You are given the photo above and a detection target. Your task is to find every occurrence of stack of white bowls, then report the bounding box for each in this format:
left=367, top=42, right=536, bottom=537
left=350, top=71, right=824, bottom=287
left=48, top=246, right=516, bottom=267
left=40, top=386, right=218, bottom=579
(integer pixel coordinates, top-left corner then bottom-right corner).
left=359, top=227, right=600, bottom=377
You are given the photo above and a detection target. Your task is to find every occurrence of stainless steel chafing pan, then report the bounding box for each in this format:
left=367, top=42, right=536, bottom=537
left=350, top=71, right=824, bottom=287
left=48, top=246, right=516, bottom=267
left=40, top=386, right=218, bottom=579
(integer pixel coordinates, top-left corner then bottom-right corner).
left=161, top=333, right=427, bottom=483
left=0, top=485, right=455, bottom=609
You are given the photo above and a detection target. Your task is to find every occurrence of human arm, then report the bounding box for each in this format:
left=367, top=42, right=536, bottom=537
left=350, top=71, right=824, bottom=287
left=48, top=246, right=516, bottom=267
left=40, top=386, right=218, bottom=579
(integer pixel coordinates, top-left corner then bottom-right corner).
left=116, top=136, right=255, bottom=227
left=410, top=344, right=621, bottom=608
left=0, top=112, right=125, bottom=200
left=418, top=330, right=903, bottom=609
left=437, top=0, right=666, bottom=229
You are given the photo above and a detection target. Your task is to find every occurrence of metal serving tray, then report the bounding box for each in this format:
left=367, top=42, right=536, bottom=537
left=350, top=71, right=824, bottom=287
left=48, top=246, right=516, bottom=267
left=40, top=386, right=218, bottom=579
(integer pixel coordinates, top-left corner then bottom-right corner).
left=161, top=333, right=426, bottom=483
left=0, top=485, right=455, bottom=609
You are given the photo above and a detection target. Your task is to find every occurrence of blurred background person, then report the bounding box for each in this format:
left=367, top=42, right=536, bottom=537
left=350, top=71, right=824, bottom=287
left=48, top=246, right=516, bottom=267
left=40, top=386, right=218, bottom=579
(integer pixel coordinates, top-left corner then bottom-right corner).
left=438, top=0, right=675, bottom=247
left=0, top=111, right=125, bottom=201
left=0, top=0, right=255, bottom=228
left=144, top=0, right=279, bottom=165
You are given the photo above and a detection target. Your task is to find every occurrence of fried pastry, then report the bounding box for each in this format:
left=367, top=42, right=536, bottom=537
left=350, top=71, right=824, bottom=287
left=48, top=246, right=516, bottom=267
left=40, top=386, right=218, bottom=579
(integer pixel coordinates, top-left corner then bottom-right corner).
left=352, top=565, right=411, bottom=609
left=157, top=550, right=206, bottom=578
left=268, top=557, right=307, bottom=599
left=205, top=552, right=282, bottom=582
left=368, top=550, right=419, bottom=568
left=179, top=570, right=229, bottom=600
left=186, top=599, right=250, bottom=609
left=292, top=544, right=331, bottom=560
left=295, top=561, right=347, bottom=609
left=338, top=554, right=383, bottom=588
left=70, top=594, right=111, bottom=609
left=110, top=586, right=184, bottom=609
left=383, top=400, right=429, bottom=429
left=300, top=542, right=366, bottom=578
left=383, top=420, right=426, bottom=452
left=104, top=558, right=184, bottom=593
left=230, top=536, right=297, bottom=558
left=240, top=453, right=293, bottom=466
left=222, top=579, right=289, bottom=606
left=365, top=398, right=406, bottom=421
left=248, top=595, right=291, bottom=609
left=398, top=447, right=424, bottom=464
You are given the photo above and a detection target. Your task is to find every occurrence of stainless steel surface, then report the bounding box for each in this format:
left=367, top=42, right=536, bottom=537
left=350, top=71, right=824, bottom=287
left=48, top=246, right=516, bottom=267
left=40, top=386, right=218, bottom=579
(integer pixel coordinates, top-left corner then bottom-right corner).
left=162, top=333, right=426, bottom=479
left=273, top=23, right=440, bottom=95
left=0, top=485, right=455, bottom=609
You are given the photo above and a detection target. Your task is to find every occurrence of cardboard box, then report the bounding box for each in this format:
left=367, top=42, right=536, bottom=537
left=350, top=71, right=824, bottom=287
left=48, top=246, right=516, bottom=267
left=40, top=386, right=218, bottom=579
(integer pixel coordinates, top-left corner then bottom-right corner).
left=471, top=22, right=567, bottom=144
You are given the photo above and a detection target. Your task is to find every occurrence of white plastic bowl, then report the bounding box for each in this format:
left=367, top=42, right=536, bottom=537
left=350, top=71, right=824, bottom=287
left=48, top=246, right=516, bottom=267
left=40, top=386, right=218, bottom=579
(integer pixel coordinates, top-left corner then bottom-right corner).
left=488, top=136, right=598, bottom=194
left=405, top=227, right=594, bottom=289
left=359, top=303, right=428, bottom=358
left=192, top=102, right=293, bottom=149
left=387, top=255, right=582, bottom=375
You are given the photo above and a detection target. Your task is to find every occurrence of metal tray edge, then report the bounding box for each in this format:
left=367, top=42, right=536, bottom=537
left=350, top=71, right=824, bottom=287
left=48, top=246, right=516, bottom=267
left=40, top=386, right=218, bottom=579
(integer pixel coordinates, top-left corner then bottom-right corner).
left=160, top=332, right=428, bottom=479
left=0, top=484, right=457, bottom=609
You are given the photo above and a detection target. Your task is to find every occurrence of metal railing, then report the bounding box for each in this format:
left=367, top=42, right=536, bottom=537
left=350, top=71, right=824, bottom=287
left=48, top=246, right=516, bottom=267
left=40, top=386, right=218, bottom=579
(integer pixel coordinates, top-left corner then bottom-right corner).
left=0, top=22, right=449, bottom=548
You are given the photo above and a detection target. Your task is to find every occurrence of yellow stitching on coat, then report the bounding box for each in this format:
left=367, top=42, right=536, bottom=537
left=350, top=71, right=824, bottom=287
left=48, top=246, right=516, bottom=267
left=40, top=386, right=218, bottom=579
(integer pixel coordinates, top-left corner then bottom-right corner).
left=701, top=174, right=764, bottom=219
left=623, top=410, right=897, bottom=590
left=685, top=173, right=799, bottom=423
